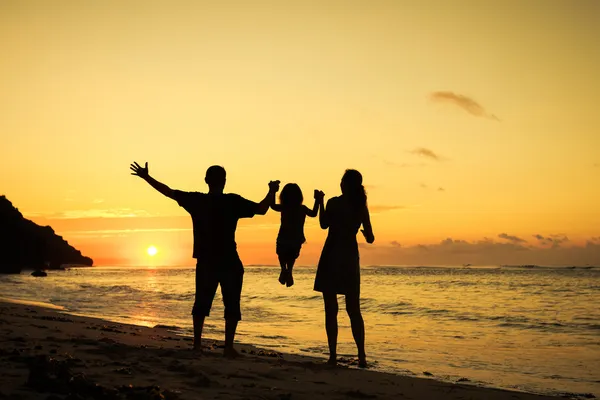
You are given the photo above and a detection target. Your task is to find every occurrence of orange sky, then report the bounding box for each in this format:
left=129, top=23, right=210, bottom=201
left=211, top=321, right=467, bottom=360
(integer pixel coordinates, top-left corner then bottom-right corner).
left=1, top=1, right=599, bottom=266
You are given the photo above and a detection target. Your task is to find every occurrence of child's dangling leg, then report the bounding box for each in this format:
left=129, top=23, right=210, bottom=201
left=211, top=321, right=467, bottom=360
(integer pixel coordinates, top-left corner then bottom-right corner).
left=277, top=255, right=287, bottom=285
left=286, top=258, right=296, bottom=287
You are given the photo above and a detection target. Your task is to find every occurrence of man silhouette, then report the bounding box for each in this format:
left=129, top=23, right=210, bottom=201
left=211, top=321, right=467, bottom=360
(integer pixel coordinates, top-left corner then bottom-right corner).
left=130, top=161, right=279, bottom=357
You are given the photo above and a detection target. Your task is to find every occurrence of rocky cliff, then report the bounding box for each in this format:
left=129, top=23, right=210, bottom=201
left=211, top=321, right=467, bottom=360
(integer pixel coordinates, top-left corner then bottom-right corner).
left=0, top=195, right=93, bottom=273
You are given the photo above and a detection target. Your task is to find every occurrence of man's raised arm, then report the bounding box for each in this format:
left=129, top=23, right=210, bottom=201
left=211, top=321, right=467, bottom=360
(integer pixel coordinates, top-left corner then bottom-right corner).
left=255, top=180, right=280, bottom=215
left=130, top=161, right=176, bottom=200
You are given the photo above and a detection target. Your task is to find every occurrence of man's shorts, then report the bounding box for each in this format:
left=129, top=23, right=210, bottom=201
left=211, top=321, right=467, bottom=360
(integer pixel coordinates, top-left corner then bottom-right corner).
left=192, top=257, right=244, bottom=321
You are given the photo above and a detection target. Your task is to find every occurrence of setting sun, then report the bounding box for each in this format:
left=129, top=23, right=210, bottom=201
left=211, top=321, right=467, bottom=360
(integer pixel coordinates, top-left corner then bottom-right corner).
left=146, top=246, right=158, bottom=257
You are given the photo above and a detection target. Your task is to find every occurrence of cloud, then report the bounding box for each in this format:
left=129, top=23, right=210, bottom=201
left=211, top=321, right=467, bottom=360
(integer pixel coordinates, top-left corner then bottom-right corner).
left=437, top=187, right=445, bottom=192
left=383, top=159, right=412, bottom=168
left=533, top=234, right=569, bottom=248
left=369, top=205, right=406, bottom=214
left=498, top=233, right=527, bottom=243
left=390, top=241, right=402, bottom=248
left=26, top=208, right=154, bottom=219
left=410, top=147, right=443, bottom=161
left=64, top=228, right=192, bottom=238
left=358, top=236, right=600, bottom=266
left=430, top=91, right=499, bottom=121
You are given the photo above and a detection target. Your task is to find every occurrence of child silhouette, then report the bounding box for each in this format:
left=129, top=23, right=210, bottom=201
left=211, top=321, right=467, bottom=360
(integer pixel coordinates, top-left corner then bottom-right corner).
left=271, top=184, right=324, bottom=286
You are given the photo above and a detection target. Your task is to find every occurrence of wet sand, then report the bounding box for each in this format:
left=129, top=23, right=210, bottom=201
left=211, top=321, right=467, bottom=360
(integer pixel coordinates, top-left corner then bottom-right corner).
left=0, top=300, right=561, bottom=400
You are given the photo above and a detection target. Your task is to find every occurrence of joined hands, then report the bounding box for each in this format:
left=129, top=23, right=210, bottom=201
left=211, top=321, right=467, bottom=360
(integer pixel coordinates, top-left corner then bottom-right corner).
left=269, top=180, right=281, bottom=192
left=314, top=190, right=325, bottom=202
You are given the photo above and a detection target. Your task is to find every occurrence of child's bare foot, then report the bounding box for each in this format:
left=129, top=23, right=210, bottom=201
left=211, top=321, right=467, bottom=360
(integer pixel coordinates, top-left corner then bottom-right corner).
left=223, top=347, right=240, bottom=359
left=286, top=271, right=294, bottom=287
left=278, top=269, right=287, bottom=285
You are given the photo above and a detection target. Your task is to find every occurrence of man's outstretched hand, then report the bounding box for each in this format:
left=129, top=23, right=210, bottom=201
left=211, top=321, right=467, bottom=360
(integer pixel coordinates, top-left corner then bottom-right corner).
left=130, top=162, right=149, bottom=179
left=269, top=180, right=281, bottom=192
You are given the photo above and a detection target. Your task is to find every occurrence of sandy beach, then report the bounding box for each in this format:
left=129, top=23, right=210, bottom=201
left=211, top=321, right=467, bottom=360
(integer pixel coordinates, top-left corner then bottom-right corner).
left=0, top=300, right=564, bottom=400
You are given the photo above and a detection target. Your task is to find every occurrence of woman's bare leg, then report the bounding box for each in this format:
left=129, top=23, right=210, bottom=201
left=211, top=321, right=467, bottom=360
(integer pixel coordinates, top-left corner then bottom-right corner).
left=323, top=292, right=339, bottom=365
left=346, top=293, right=366, bottom=367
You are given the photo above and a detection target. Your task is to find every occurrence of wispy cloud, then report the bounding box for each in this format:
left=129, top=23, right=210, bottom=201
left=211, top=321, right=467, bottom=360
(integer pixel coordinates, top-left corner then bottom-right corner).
left=360, top=236, right=600, bottom=266
left=390, top=240, right=402, bottom=248
left=383, top=159, right=412, bottom=168
left=65, top=228, right=192, bottom=238
left=26, top=208, right=153, bottom=219
left=430, top=91, right=499, bottom=121
left=533, top=234, right=569, bottom=248
left=410, top=147, right=443, bottom=161
left=369, top=205, right=406, bottom=214
left=498, top=233, right=527, bottom=243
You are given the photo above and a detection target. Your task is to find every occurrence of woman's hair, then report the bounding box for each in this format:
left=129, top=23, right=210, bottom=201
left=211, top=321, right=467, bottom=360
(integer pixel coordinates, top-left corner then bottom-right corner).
left=341, top=169, right=367, bottom=212
left=280, top=183, right=303, bottom=208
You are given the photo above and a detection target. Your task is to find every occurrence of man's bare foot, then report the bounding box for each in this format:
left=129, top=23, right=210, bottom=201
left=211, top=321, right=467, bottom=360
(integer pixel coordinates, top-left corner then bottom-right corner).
left=286, top=271, right=294, bottom=287
left=358, top=353, right=367, bottom=368
left=192, top=345, right=205, bottom=355
left=278, top=269, right=287, bottom=285
left=326, top=356, right=337, bottom=366
left=223, top=347, right=240, bottom=359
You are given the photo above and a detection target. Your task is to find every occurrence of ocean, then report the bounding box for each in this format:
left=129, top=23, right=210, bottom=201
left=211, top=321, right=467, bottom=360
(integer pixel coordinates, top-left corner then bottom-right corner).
left=1, top=265, right=599, bottom=397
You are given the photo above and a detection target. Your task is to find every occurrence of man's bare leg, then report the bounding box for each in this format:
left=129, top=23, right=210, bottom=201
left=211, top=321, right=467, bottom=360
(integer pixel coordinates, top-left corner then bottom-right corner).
left=193, top=315, right=205, bottom=353
left=223, top=318, right=239, bottom=358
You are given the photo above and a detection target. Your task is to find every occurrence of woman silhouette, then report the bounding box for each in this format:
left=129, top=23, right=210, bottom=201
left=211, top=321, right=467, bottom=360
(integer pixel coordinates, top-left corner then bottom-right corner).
left=314, top=169, right=374, bottom=368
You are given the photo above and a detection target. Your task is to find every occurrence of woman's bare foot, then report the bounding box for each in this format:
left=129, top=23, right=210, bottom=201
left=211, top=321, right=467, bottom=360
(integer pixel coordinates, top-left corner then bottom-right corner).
left=278, top=269, right=287, bottom=285
left=286, top=271, right=294, bottom=287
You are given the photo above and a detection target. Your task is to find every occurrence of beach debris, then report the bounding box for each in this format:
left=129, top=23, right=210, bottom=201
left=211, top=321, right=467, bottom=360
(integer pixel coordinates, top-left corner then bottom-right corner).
left=153, top=324, right=180, bottom=330
left=31, top=270, right=48, bottom=277
left=422, top=371, right=433, bottom=376
left=100, top=325, right=126, bottom=333
left=23, top=354, right=180, bottom=399
left=246, top=349, right=283, bottom=358
left=343, top=390, right=377, bottom=399
left=457, top=377, right=470, bottom=382
left=35, top=316, right=74, bottom=323
left=191, top=372, right=212, bottom=388
left=114, top=367, right=133, bottom=375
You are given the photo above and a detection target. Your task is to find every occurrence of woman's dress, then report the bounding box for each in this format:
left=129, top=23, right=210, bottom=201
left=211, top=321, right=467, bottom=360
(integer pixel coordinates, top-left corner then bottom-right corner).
left=314, top=196, right=363, bottom=295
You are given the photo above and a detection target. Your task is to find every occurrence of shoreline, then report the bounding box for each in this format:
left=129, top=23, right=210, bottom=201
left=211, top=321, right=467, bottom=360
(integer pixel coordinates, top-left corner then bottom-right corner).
left=0, top=300, right=565, bottom=400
